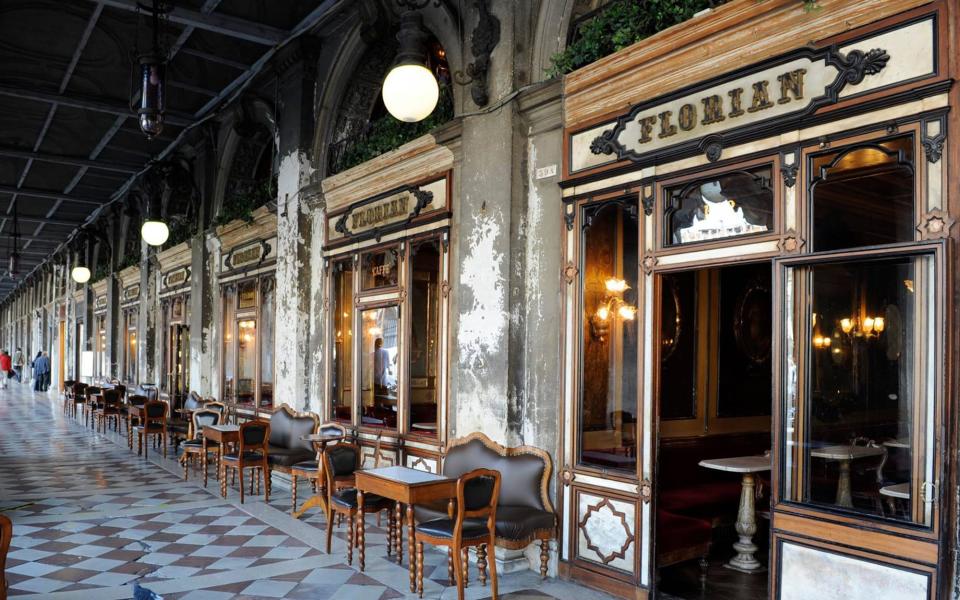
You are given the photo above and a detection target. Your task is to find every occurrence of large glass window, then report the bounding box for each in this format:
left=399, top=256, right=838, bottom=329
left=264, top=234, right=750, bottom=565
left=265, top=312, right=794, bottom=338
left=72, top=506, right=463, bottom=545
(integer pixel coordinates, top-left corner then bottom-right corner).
left=123, top=309, right=137, bottom=383
left=665, top=165, right=773, bottom=246
left=408, top=239, right=441, bottom=436
left=579, top=199, right=639, bottom=472
left=360, top=306, right=400, bottom=428
left=331, top=260, right=354, bottom=422
left=260, top=278, right=275, bottom=410
left=236, top=318, right=257, bottom=407
left=361, top=247, right=400, bottom=290
left=222, top=285, right=237, bottom=404
left=221, top=276, right=275, bottom=411
left=781, top=250, right=937, bottom=525
left=811, top=135, right=915, bottom=252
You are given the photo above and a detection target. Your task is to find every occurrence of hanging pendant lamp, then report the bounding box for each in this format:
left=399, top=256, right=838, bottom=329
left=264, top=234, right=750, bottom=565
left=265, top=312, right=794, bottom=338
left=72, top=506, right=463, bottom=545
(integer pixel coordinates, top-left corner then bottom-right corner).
left=382, top=13, right=439, bottom=123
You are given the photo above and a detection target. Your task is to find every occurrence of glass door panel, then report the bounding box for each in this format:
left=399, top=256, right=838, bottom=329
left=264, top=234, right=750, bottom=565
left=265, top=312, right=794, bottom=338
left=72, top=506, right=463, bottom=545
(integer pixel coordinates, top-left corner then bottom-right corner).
left=360, top=306, right=400, bottom=428
left=236, top=319, right=257, bottom=408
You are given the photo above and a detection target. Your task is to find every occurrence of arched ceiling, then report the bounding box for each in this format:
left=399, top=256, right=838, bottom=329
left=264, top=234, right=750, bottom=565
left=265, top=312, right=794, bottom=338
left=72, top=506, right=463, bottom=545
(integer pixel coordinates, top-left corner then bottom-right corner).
left=0, top=0, right=347, bottom=300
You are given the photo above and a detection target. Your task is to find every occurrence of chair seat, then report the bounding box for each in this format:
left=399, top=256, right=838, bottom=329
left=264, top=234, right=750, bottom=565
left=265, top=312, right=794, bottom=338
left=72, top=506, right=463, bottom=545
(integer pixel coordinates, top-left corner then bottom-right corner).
left=266, top=446, right=315, bottom=467
left=182, top=439, right=218, bottom=448
left=134, top=424, right=165, bottom=434
left=330, top=488, right=391, bottom=511
left=417, top=518, right=489, bottom=540
left=222, top=451, right=266, bottom=463
left=415, top=504, right=554, bottom=541
left=290, top=460, right=319, bottom=472
left=167, top=421, right=189, bottom=434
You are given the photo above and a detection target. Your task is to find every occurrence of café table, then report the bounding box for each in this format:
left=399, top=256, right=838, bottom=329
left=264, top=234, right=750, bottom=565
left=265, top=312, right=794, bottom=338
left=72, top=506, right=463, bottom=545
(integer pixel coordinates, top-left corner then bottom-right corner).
left=202, top=424, right=240, bottom=494
left=810, top=444, right=885, bottom=508
left=126, top=402, right=143, bottom=450
left=355, top=465, right=456, bottom=592
left=699, top=455, right=770, bottom=574
left=291, top=432, right=344, bottom=520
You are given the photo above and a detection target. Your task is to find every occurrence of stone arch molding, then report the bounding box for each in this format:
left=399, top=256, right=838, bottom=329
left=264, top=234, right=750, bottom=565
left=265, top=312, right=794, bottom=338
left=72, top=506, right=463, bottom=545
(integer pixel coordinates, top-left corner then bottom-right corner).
left=530, top=0, right=582, bottom=81
left=212, top=97, right=277, bottom=225
left=311, top=0, right=466, bottom=178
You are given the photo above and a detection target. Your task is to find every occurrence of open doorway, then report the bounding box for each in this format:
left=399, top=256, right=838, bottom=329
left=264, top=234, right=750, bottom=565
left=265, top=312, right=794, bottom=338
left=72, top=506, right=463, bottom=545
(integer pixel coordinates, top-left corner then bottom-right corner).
left=654, top=261, right=772, bottom=600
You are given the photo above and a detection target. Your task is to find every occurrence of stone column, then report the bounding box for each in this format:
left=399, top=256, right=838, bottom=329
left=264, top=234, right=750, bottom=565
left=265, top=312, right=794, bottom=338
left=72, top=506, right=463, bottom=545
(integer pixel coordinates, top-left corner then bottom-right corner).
left=138, top=240, right=158, bottom=386
left=273, top=38, right=320, bottom=412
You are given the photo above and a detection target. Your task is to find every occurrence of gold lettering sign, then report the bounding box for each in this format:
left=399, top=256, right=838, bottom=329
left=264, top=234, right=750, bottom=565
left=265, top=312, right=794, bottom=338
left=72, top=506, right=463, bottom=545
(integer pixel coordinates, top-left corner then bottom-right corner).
left=228, top=243, right=265, bottom=270
left=330, top=178, right=446, bottom=243
left=351, top=195, right=409, bottom=230
left=95, top=295, right=107, bottom=309
left=123, top=284, right=140, bottom=302
left=581, top=46, right=889, bottom=171
left=164, top=267, right=189, bottom=289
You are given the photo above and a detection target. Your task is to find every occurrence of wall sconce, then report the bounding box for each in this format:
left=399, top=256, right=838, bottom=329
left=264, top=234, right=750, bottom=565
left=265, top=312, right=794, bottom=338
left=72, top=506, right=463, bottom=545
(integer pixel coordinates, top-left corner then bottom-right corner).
left=590, top=277, right=637, bottom=342
left=812, top=335, right=832, bottom=349
left=840, top=316, right=885, bottom=338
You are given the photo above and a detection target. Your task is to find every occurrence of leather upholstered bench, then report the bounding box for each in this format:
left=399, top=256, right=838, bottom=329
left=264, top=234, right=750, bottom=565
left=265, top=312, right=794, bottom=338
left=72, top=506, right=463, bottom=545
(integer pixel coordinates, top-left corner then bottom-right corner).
left=266, top=405, right=318, bottom=480
left=415, top=432, right=557, bottom=578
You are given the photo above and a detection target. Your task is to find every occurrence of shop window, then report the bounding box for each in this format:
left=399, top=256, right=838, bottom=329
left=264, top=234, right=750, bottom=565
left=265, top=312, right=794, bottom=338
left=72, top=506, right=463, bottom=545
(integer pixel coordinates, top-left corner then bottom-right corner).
left=124, top=310, right=137, bottom=383
left=665, top=165, right=773, bottom=246
left=360, top=305, right=400, bottom=428
left=331, top=260, right=354, bottom=422
left=579, top=199, right=639, bottom=473
left=222, top=286, right=237, bottom=403
left=361, top=247, right=400, bottom=290
left=260, top=278, right=275, bottom=409
left=238, top=280, right=257, bottom=309
left=811, top=135, right=915, bottom=252
left=659, top=271, right=697, bottom=421
left=408, top=239, right=441, bottom=436
left=236, top=318, right=257, bottom=406
left=781, top=250, right=937, bottom=525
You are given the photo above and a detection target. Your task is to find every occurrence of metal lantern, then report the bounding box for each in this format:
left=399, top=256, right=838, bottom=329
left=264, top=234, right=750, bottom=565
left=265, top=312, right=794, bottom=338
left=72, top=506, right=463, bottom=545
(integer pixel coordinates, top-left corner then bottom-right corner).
left=382, top=13, right=439, bottom=123
left=138, top=53, right=166, bottom=138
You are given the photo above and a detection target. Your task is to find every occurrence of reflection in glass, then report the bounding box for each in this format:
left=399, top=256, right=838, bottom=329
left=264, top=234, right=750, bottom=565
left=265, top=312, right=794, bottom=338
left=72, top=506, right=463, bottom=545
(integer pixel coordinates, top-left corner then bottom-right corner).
left=666, top=166, right=773, bottom=245
left=783, top=254, right=934, bottom=524
left=222, top=286, right=236, bottom=403
left=408, top=240, right=441, bottom=436
left=124, top=310, right=137, bottom=383
left=579, top=200, right=638, bottom=472
left=812, top=135, right=914, bottom=252
left=331, top=261, right=353, bottom=422
left=238, top=280, right=257, bottom=309
left=659, top=271, right=697, bottom=421
left=361, top=248, right=400, bottom=290
left=360, top=306, right=400, bottom=428
left=236, top=319, right=257, bottom=406
left=260, top=278, right=275, bottom=409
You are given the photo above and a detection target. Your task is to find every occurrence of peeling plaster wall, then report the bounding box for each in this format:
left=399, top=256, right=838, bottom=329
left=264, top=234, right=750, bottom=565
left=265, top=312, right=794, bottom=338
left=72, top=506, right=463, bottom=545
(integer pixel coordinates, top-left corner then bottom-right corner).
left=306, top=203, right=326, bottom=415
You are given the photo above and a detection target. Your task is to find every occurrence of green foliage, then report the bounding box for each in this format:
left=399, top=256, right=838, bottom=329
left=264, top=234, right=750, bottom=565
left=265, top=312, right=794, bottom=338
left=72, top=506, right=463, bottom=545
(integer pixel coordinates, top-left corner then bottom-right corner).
left=163, top=215, right=195, bottom=249
left=333, top=87, right=455, bottom=175
left=546, top=0, right=820, bottom=78
left=215, top=175, right=277, bottom=228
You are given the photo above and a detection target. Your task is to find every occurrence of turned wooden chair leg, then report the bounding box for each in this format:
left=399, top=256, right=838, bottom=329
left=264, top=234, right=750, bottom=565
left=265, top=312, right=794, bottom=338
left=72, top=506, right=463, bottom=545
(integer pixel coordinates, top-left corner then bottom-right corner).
left=448, top=548, right=455, bottom=585
left=540, top=539, right=550, bottom=579
left=488, top=538, right=499, bottom=600
left=462, top=548, right=469, bottom=587
left=416, top=541, right=424, bottom=597
left=291, top=474, right=298, bottom=514
left=477, top=544, right=487, bottom=585
left=325, top=505, right=335, bottom=553
left=239, top=465, right=245, bottom=504
left=347, top=511, right=354, bottom=565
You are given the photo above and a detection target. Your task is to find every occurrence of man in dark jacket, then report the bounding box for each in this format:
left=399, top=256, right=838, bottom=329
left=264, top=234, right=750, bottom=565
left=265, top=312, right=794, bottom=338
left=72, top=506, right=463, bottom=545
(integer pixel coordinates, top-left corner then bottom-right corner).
left=33, top=351, right=51, bottom=392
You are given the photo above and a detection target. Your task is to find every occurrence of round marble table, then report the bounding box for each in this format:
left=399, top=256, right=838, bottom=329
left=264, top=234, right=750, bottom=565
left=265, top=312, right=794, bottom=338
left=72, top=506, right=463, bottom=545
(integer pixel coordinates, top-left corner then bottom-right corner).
left=699, top=455, right=771, bottom=574
left=810, top=445, right=885, bottom=508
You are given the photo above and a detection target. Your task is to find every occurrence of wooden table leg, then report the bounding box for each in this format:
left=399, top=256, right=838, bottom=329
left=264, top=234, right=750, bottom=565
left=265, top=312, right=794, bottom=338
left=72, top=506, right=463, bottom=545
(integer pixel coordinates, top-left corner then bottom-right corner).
left=417, top=540, right=424, bottom=597
left=202, top=438, right=208, bottom=488
left=395, top=501, right=403, bottom=563
left=357, top=490, right=365, bottom=572
left=407, top=504, right=416, bottom=592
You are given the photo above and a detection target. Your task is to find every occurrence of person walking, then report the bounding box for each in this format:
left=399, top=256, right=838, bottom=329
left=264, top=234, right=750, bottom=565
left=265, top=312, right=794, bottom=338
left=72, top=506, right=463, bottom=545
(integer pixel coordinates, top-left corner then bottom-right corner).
left=12, top=347, right=24, bottom=383
left=33, top=351, right=50, bottom=392
left=0, top=351, right=11, bottom=390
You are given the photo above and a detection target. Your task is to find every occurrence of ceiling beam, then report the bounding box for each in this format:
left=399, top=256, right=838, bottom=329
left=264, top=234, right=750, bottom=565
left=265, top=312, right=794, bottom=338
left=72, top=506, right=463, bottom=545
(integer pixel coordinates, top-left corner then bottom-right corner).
left=0, top=146, right=141, bottom=174
left=0, top=185, right=106, bottom=206
left=92, top=0, right=288, bottom=46
left=0, top=84, right=195, bottom=127
left=178, top=47, right=249, bottom=70
left=3, top=215, right=86, bottom=227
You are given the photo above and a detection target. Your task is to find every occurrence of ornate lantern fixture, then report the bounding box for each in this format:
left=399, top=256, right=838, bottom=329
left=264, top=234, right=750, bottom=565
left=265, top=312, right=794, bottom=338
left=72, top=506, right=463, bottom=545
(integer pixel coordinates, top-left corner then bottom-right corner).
left=141, top=192, right=169, bottom=246
left=382, top=7, right=440, bottom=123
left=6, top=200, right=21, bottom=277
left=132, top=0, right=170, bottom=138
left=71, top=237, right=92, bottom=284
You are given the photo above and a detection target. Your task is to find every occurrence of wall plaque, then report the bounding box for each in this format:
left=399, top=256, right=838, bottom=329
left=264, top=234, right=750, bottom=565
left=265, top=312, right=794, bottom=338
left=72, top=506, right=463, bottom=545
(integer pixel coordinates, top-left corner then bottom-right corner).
left=328, top=177, right=447, bottom=244
left=162, top=266, right=191, bottom=291
left=95, top=295, right=107, bottom=310
left=573, top=45, right=892, bottom=172
left=122, top=284, right=140, bottom=303
left=221, top=237, right=276, bottom=273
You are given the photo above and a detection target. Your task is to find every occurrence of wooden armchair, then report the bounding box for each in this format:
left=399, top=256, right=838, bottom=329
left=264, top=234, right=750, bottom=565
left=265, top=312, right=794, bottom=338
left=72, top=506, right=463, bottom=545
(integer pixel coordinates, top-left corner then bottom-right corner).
left=181, top=408, right=223, bottom=484
left=415, top=469, right=502, bottom=600
left=221, top=420, right=271, bottom=503
left=134, top=400, right=168, bottom=458
left=323, top=443, right=393, bottom=564
left=94, top=388, right=123, bottom=434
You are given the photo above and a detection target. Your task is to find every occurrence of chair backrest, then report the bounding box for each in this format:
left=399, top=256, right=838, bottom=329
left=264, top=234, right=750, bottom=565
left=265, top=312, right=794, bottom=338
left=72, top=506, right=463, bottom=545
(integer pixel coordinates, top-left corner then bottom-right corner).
left=128, top=394, right=148, bottom=407
left=114, top=384, right=126, bottom=399
left=143, top=400, right=167, bottom=426
left=102, top=388, right=122, bottom=407
left=191, top=409, right=221, bottom=439
left=86, top=386, right=101, bottom=398
left=373, top=430, right=395, bottom=468
left=239, top=421, right=270, bottom=453
left=0, top=513, right=11, bottom=600
left=319, top=421, right=347, bottom=439
left=269, top=405, right=318, bottom=452
left=455, top=468, right=501, bottom=538
left=184, top=392, right=204, bottom=411
left=323, top=443, right=360, bottom=491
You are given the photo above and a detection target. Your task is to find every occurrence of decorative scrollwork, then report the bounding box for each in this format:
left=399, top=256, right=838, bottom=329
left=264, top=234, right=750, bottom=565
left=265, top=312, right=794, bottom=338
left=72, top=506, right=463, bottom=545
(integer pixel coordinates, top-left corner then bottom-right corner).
left=917, top=209, right=954, bottom=240
left=639, top=479, right=652, bottom=504
left=589, top=128, right=618, bottom=156
left=641, top=187, right=655, bottom=216
left=827, top=47, right=890, bottom=87
left=922, top=133, right=945, bottom=164
left=701, top=136, right=723, bottom=163
left=579, top=497, right=635, bottom=565
left=781, top=162, right=799, bottom=188
left=453, top=0, right=500, bottom=107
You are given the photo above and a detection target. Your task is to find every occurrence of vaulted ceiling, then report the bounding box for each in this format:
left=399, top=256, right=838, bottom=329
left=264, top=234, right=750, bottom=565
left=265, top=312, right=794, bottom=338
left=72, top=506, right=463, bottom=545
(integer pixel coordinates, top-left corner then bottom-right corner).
left=0, top=0, right=344, bottom=299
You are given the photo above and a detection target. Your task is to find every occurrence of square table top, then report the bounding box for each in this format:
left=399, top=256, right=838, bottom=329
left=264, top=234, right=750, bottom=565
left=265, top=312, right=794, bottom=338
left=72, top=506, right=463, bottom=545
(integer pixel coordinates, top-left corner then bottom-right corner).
left=356, top=465, right=452, bottom=486
left=206, top=424, right=240, bottom=433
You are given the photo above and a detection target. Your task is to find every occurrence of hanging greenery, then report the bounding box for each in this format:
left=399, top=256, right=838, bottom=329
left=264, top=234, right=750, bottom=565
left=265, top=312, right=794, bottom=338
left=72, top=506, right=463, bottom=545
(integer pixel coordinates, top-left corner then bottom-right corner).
left=215, top=175, right=278, bottom=227
left=163, top=214, right=195, bottom=249
left=546, top=0, right=819, bottom=78
left=331, top=86, right=455, bottom=175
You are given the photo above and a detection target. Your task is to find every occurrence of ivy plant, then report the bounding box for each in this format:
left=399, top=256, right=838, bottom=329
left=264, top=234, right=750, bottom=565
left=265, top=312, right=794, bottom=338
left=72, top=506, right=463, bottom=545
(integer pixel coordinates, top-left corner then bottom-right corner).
left=547, top=0, right=819, bottom=78
left=215, top=175, right=277, bottom=227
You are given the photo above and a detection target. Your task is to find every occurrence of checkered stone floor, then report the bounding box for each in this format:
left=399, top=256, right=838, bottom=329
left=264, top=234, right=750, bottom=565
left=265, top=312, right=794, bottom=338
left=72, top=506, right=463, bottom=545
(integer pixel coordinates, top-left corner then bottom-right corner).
left=0, top=385, right=615, bottom=599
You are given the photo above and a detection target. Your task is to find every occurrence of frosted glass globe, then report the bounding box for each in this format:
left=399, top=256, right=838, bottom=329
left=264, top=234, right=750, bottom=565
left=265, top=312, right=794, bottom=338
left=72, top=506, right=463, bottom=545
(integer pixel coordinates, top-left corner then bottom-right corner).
left=382, top=64, right=439, bottom=123
left=141, top=220, right=170, bottom=246
left=71, top=266, right=91, bottom=284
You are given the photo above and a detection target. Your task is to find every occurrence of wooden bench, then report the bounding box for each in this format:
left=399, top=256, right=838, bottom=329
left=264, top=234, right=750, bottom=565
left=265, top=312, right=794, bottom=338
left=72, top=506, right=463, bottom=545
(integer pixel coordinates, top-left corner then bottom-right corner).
left=415, top=432, right=557, bottom=578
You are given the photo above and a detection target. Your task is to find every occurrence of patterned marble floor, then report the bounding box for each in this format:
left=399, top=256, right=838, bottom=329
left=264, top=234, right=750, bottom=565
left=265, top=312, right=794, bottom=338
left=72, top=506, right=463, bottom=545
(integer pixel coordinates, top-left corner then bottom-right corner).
left=0, top=384, right=616, bottom=600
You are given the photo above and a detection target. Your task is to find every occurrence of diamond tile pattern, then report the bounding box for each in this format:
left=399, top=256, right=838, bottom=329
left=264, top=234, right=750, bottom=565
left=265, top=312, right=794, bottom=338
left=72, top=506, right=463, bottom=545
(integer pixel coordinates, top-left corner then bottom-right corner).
left=0, top=386, right=614, bottom=599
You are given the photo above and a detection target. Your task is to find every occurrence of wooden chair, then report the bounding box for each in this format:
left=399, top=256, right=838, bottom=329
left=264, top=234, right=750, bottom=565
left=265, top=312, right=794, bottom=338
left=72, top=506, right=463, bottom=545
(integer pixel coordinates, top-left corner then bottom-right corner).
left=71, top=382, right=88, bottom=419
left=125, top=395, right=148, bottom=449
left=323, top=443, right=393, bottom=564
left=221, top=421, right=271, bottom=504
left=94, top=388, right=123, bottom=434
left=134, top=400, right=168, bottom=458
left=0, top=513, right=11, bottom=600
left=83, top=386, right=102, bottom=428
left=415, top=468, right=501, bottom=600
left=290, top=421, right=346, bottom=516
left=62, top=380, right=75, bottom=416
left=181, top=408, right=222, bottom=484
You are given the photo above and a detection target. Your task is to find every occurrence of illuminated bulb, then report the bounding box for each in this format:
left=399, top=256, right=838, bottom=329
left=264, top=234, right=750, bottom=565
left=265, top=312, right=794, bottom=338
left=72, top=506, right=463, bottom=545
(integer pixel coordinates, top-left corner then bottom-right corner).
left=904, top=279, right=914, bottom=293
left=595, top=306, right=610, bottom=321
left=862, top=317, right=875, bottom=334
left=822, top=336, right=831, bottom=347
left=605, top=278, right=628, bottom=293
left=618, top=305, right=637, bottom=320
left=71, top=266, right=91, bottom=284
left=141, top=220, right=169, bottom=246
left=840, top=318, right=854, bottom=334
left=873, top=317, right=885, bottom=333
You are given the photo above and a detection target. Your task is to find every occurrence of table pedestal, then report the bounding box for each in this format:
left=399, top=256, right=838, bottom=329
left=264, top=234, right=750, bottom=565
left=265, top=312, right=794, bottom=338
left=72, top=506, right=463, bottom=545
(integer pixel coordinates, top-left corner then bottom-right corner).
left=835, top=459, right=853, bottom=508
left=726, top=472, right=764, bottom=574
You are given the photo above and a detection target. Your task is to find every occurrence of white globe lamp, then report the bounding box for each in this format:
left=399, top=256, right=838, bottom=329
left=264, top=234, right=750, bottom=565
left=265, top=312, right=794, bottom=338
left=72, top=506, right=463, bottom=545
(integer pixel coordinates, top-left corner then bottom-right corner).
left=141, top=219, right=170, bottom=246
left=71, top=266, right=91, bottom=284
left=382, top=13, right=439, bottom=123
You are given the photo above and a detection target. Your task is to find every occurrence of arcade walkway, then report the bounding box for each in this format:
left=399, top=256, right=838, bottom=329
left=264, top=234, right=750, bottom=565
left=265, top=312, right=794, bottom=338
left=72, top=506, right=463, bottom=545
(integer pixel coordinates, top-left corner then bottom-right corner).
left=0, top=384, right=611, bottom=599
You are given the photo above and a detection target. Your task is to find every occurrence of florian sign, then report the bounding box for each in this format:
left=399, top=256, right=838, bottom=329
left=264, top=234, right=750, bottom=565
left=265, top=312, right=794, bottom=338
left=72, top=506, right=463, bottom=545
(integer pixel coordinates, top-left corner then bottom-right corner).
left=329, top=177, right=447, bottom=245
left=221, top=237, right=276, bottom=273
left=577, top=46, right=890, bottom=172
left=162, top=266, right=190, bottom=291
